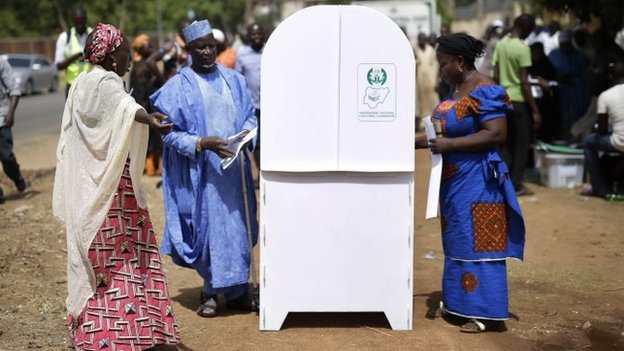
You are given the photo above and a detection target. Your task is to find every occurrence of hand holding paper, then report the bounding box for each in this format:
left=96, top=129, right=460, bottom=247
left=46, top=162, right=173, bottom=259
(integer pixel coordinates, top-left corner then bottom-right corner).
left=220, top=127, right=258, bottom=170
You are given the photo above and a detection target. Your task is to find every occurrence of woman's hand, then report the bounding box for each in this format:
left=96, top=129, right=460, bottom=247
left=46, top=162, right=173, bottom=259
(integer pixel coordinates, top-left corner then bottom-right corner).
left=200, top=136, right=235, bottom=159
left=146, top=112, right=174, bottom=134
left=428, top=137, right=453, bottom=154
left=134, top=109, right=173, bottom=134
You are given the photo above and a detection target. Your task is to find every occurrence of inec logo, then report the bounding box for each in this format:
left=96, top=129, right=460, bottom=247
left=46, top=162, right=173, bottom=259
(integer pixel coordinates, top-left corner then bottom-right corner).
left=367, top=67, right=387, bottom=86
left=358, top=63, right=395, bottom=120
left=363, top=66, right=390, bottom=109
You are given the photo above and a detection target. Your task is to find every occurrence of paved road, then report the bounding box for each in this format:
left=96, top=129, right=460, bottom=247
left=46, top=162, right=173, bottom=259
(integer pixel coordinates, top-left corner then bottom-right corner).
left=12, top=91, right=65, bottom=140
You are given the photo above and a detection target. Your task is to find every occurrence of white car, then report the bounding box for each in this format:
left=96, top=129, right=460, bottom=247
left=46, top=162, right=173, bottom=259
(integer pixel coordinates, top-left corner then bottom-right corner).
left=1, top=54, right=58, bottom=95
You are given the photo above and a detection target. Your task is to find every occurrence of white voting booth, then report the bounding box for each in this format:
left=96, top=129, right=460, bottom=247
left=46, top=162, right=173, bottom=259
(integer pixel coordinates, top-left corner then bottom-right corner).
left=259, top=5, right=415, bottom=331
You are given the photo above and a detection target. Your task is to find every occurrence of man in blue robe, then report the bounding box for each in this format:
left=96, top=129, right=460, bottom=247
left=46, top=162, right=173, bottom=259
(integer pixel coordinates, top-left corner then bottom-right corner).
left=548, top=30, right=589, bottom=135
left=150, top=19, right=258, bottom=318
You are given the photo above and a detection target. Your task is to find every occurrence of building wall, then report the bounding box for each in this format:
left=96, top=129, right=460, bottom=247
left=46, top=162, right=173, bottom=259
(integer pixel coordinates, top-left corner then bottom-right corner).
left=450, top=0, right=526, bottom=37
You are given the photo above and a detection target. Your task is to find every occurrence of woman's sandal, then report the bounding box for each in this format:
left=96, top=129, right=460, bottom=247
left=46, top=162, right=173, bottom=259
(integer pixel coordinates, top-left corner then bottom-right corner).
left=459, top=319, right=487, bottom=333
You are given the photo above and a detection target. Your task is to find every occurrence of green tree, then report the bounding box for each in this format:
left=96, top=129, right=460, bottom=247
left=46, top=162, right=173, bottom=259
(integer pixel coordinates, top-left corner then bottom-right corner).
left=532, top=0, right=624, bottom=33
left=0, top=0, right=59, bottom=37
left=0, top=0, right=250, bottom=38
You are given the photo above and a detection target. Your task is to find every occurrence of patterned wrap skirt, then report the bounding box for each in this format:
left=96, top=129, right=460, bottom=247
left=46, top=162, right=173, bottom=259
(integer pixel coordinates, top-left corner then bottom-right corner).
left=442, top=258, right=509, bottom=320
left=68, top=161, right=180, bottom=350
left=439, top=151, right=524, bottom=321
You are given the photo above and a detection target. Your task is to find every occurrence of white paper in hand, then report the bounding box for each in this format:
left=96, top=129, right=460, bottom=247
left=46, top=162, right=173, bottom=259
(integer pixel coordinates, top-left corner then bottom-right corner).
left=221, top=127, right=258, bottom=170
left=423, top=116, right=442, bottom=219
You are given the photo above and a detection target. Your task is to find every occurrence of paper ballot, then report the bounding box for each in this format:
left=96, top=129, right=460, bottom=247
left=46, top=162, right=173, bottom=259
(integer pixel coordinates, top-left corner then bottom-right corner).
left=423, top=116, right=442, bottom=219
left=220, top=127, right=257, bottom=170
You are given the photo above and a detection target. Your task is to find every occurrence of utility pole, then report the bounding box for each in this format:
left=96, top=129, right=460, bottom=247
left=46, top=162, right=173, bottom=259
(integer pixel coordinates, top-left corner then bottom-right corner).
left=244, top=0, right=255, bottom=26
left=119, top=0, right=128, bottom=31
left=476, top=0, right=484, bottom=20
left=53, top=0, right=68, bottom=32
left=446, top=0, right=455, bottom=17
left=157, top=0, right=164, bottom=47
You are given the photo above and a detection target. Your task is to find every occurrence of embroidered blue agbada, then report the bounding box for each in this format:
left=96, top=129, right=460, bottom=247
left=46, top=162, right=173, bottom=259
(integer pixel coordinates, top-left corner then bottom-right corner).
left=150, top=65, right=258, bottom=297
left=432, top=84, right=525, bottom=320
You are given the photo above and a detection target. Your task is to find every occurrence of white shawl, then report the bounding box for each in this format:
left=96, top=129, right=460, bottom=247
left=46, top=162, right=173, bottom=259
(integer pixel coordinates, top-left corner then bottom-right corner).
left=53, top=65, right=148, bottom=318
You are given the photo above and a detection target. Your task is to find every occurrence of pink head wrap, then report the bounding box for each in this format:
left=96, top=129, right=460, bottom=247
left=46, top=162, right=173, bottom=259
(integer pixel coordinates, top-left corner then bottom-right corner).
left=85, top=23, right=125, bottom=64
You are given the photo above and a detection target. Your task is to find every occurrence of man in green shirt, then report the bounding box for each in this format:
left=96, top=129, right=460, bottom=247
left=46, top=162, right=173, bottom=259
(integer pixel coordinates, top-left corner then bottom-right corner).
left=493, top=14, right=541, bottom=196
left=54, top=7, right=92, bottom=98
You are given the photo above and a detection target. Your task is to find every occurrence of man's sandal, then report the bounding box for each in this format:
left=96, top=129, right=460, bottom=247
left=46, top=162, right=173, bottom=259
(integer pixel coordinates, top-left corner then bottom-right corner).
left=197, top=293, right=218, bottom=318
left=426, top=301, right=445, bottom=319
left=459, top=319, right=487, bottom=333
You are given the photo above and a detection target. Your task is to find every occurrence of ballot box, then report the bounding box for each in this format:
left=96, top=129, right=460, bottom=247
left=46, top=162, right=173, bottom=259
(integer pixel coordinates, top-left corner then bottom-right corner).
left=259, top=5, right=415, bottom=331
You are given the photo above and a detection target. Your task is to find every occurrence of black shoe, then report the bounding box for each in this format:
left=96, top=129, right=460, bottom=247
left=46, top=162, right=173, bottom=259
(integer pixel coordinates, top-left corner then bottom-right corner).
left=515, top=185, right=533, bottom=197
left=197, top=292, right=218, bottom=318
left=16, top=178, right=30, bottom=193
left=226, top=292, right=259, bottom=312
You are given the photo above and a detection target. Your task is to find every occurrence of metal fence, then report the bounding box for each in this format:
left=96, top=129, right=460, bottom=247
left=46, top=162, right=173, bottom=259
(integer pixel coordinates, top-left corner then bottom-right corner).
left=0, top=37, right=57, bottom=60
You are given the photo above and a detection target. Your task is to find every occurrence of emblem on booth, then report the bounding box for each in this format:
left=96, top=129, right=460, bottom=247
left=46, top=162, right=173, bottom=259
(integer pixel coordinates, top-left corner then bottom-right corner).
left=367, top=67, right=387, bottom=86
left=363, top=67, right=390, bottom=109
left=358, top=64, right=396, bottom=121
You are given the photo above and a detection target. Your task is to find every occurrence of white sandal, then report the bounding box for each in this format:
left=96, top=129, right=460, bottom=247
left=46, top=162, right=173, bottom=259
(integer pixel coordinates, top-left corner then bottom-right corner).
left=459, top=319, right=486, bottom=333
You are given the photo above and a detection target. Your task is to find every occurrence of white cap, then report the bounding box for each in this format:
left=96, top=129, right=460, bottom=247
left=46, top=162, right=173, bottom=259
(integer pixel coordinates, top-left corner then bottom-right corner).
left=212, top=28, right=225, bottom=43
left=491, top=19, right=504, bottom=28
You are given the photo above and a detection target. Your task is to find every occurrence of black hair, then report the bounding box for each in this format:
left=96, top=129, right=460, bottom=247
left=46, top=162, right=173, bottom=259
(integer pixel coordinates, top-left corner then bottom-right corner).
left=530, top=41, right=544, bottom=51
left=177, top=20, right=191, bottom=41
left=71, top=6, right=87, bottom=19
left=513, top=14, right=536, bottom=32
left=435, top=33, right=485, bottom=66
left=611, top=60, right=624, bottom=80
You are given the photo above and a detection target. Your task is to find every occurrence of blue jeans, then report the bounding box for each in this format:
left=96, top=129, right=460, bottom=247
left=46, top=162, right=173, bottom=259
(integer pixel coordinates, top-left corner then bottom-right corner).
left=583, top=133, right=615, bottom=194
left=0, top=127, right=24, bottom=196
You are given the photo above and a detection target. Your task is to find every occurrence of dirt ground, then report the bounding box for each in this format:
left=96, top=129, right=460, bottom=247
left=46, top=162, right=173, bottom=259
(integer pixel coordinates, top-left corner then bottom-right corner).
left=0, top=132, right=623, bottom=351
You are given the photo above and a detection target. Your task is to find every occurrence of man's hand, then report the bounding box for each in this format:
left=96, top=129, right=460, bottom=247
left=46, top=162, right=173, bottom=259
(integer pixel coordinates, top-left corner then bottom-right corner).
left=201, top=136, right=235, bottom=159
left=537, top=76, right=550, bottom=90
left=147, top=112, right=173, bottom=134
left=72, top=52, right=83, bottom=62
left=3, top=112, right=14, bottom=128
left=532, top=111, right=542, bottom=131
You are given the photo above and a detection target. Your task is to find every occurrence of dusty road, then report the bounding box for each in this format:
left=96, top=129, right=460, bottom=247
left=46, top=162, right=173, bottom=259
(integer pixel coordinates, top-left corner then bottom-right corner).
left=0, top=128, right=623, bottom=351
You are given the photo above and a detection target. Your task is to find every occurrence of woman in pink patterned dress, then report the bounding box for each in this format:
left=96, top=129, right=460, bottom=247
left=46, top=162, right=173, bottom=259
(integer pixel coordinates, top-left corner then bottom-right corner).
left=53, top=23, right=180, bottom=350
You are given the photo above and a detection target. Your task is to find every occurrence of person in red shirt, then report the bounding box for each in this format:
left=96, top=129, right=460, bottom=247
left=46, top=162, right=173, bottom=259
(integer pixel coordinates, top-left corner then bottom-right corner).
left=214, top=28, right=237, bottom=69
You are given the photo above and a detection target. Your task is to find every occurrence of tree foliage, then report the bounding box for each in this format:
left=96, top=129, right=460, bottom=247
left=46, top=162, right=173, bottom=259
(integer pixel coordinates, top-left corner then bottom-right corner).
left=532, top=0, right=624, bottom=33
left=0, top=0, right=250, bottom=38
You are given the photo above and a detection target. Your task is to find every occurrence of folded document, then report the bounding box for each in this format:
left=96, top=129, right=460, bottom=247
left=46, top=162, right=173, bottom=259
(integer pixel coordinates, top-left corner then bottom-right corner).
left=423, top=116, right=442, bottom=219
left=221, top=128, right=257, bottom=170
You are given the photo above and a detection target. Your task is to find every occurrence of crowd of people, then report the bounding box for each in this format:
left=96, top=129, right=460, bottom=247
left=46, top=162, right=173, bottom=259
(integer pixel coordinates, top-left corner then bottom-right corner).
left=415, top=14, right=624, bottom=198
left=0, top=4, right=622, bottom=350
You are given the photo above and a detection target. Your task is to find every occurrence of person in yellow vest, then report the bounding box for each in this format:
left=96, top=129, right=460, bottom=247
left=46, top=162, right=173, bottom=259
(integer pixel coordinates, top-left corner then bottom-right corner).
left=54, top=6, right=92, bottom=98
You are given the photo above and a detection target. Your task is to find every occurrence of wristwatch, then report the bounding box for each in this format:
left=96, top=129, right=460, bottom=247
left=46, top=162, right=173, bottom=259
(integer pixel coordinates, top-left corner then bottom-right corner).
left=195, top=137, right=202, bottom=153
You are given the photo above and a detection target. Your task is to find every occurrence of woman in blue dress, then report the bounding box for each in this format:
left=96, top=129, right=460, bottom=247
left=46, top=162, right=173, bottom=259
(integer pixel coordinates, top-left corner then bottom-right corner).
left=416, top=33, right=525, bottom=333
